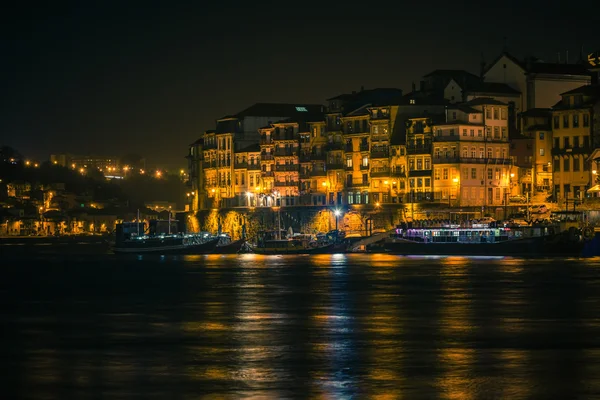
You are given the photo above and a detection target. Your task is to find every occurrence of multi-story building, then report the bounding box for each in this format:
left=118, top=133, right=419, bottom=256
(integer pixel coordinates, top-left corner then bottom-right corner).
left=51, top=154, right=120, bottom=173
left=196, top=103, right=324, bottom=210
left=551, top=85, right=600, bottom=201
left=517, top=108, right=553, bottom=195
left=430, top=98, right=511, bottom=208
left=406, top=117, right=436, bottom=202
left=484, top=51, right=592, bottom=112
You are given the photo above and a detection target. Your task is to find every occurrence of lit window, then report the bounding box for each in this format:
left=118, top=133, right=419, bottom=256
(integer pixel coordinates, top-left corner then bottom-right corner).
left=409, top=99, right=416, bottom=105
left=295, top=106, right=308, bottom=112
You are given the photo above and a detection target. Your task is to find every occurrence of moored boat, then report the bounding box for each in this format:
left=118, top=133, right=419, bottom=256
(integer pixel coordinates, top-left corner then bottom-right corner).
left=112, top=221, right=220, bottom=254
left=248, top=238, right=335, bottom=255
left=383, top=223, right=586, bottom=257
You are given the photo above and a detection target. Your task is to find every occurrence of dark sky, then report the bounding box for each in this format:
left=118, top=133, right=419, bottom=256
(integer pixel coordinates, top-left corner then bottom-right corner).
left=2, top=0, right=599, bottom=169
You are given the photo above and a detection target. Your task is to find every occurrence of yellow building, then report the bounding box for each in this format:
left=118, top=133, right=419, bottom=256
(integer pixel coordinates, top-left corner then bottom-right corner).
left=519, top=108, right=553, bottom=195
left=432, top=98, right=511, bottom=208
left=406, top=117, right=435, bottom=202
left=551, top=85, right=600, bottom=201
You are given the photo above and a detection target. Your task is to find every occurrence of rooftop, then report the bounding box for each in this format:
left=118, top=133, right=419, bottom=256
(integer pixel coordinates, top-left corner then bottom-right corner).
left=219, top=103, right=325, bottom=120
left=466, top=81, right=520, bottom=95
left=237, top=143, right=261, bottom=153
left=560, top=84, right=600, bottom=96
left=464, top=97, right=508, bottom=106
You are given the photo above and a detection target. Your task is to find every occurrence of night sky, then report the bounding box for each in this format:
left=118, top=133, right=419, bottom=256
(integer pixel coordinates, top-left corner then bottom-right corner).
left=2, top=0, right=598, bottom=169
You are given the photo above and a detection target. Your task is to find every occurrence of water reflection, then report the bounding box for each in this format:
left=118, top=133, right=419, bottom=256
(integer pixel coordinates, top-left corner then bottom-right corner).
left=3, top=254, right=600, bottom=397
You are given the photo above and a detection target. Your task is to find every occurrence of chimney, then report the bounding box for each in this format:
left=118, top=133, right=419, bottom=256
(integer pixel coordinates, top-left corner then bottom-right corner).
left=419, top=80, right=425, bottom=92
left=412, top=81, right=416, bottom=92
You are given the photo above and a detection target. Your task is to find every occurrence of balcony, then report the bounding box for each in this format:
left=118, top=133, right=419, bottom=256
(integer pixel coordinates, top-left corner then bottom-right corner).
left=370, top=150, right=390, bottom=159
left=359, top=144, right=369, bottom=152
left=391, top=169, right=406, bottom=177
left=275, top=164, right=299, bottom=172
left=325, top=142, right=344, bottom=151
left=370, top=167, right=390, bottom=177
left=262, top=171, right=275, bottom=177
left=233, top=161, right=247, bottom=169
left=274, top=149, right=296, bottom=157
left=360, top=164, right=369, bottom=170
left=274, top=181, right=299, bottom=187
left=299, top=153, right=311, bottom=162
left=347, top=181, right=370, bottom=187
left=248, top=163, right=261, bottom=170
left=552, top=145, right=592, bottom=156
left=310, top=170, right=327, bottom=177
left=406, top=144, right=432, bottom=155
left=345, top=165, right=353, bottom=171
left=260, top=137, right=273, bottom=145
left=459, top=157, right=512, bottom=165
left=433, top=156, right=460, bottom=164
left=260, top=153, right=274, bottom=161
left=326, top=162, right=344, bottom=170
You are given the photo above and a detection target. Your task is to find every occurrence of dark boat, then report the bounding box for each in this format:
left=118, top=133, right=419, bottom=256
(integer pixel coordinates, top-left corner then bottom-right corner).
left=214, top=238, right=247, bottom=254
left=112, top=221, right=220, bottom=254
left=383, top=223, right=586, bottom=257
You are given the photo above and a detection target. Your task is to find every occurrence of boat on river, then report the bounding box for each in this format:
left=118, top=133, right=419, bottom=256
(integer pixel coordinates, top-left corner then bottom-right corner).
left=383, top=223, right=585, bottom=257
left=248, top=238, right=335, bottom=255
left=112, top=221, right=219, bottom=254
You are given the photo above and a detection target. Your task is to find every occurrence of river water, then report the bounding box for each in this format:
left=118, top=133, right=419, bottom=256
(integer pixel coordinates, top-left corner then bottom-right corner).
left=3, top=253, right=600, bottom=398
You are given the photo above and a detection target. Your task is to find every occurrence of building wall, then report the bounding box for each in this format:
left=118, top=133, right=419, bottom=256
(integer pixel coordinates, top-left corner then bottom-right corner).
left=531, top=75, right=591, bottom=109
left=484, top=55, right=527, bottom=111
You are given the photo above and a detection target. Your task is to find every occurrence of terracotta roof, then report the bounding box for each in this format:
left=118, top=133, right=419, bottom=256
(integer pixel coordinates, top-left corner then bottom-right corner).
left=219, top=103, right=325, bottom=120
left=422, top=69, right=480, bottom=80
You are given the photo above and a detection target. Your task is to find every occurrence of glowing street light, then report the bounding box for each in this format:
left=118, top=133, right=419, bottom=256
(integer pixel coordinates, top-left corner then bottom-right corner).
left=25, top=160, right=30, bottom=166
left=155, top=170, right=162, bottom=178
left=333, top=208, right=341, bottom=230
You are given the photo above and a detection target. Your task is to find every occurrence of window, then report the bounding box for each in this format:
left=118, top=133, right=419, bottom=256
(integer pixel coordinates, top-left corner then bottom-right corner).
left=554, top=116, right=560, bottom=129
left=554, top=138, right=560, bottom=148
left=540, top=148, right=545, bottom=156
left=501, top=127, right=507, bottom=139
left=471, top=147, right=476, bottom=158
left=453, top=112, right=457, bottom=119
left=372, top=125, right=378, bottom=134
left=574, top=136, right=580, bottom=148
left=487, top=148, right=493, bottom=158
left=539, top=132, right=545, bottom=140
left=487, top=168, right=493, bottom=179
left=434, top=169, right=440, bottom=180
left=425, top=178, right=431, bottom=187
left=494, top=126, right=500, bottom=139
left=478, top=129, right=483, bottom=137
left=502, top=148, right=506, bottom=159
left=563, top=158, right=570, bottom=172
left=462, top=167, right=468, bottom=179
left=425, top=158, right=431, bottom=169
left=409, top=99, right=416, bottom=105
left=574, top=156, right=580, bottom=172
left=584, top=114, right=590, bottom=127
left=554, top=158, right=560, bottom=172
left=434, top=147, right=440, bottom=158
left=409, top=159, right=414, bottom=170
left=486, top=126, right=492, bottom=137
left=443, top=168, right=449, bottom=180
left=449, top=129, right=455, bottom=136
left=501, top=108, right=507, bottom=120
left=495, top=188, right=501, bottom=200
left=486, top=108, right=491, bottom=118
left=493, top=108, right=499, bottom=119
left=462, top=129, right=467, bottom=136
left=462, top=148, right=468, bottom=158
left=573, top=114, right=579, bottom=128
left=479, top=147, right=484, bottom=158
left=346, top=157, right=352, bottom=168
left=362, top=156, right=369, bottom=167
left=495, top=168, right=500, bottom=180
left=471, top=168, right=477, bottom=179
left=563, top=115, right=569, bottom=128
left=564, top=137, right=570, bottom=148
left=470, top=129, right=474, bottom=137
left=417, top=159, right=423, bottom=170
left=417, top=178, right=423, bottom=188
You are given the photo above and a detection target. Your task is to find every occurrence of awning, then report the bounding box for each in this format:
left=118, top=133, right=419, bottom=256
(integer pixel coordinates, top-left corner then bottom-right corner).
left=587, top=185, right=600, bottom=193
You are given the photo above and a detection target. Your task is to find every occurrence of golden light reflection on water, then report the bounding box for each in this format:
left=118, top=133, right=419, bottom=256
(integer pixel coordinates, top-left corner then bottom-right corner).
left=437, top=349, right=475, bottom=400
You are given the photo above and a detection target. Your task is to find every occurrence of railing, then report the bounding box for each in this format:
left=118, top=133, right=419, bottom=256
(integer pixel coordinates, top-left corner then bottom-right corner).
left=370, top=150, right=390, bottom=159
left=406, top=145, right=432, bottom=154
left=326, top=162, right=344, bottom=170
left=262, top=171, right=275, bottom=177
left=552, top=145, right=592, bottom=156
left=325, top=142, right=344, bottom=151
left=260, top=153, right=274, bottom=161
left=347, top=181, right=370, bottom=187
left=345, top=165, right=353, bottom=171
left=248, top=163, right=261, bottom=170
left=460, top=157, right=512, bottom=165
left=359, top=144, right=370, bottom=152
left=299, top=153, right=311, bottom=162
left=275, top=164, right=299, bottom=172
left=260, top=137, right=273, bottom=145
left=274, top=149, right=296, bottom=157
left=370, top=167, right=390, bottom=177
left=391, top=169, right=406, bottom=177
left=360, top=164, right=369, bottom=170
left=274, top=181, right=299, bottom=187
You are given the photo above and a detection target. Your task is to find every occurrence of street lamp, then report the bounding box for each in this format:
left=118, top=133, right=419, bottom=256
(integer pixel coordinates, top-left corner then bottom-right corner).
left=451, top=177, right=459, bottom=207
left=334, top=208, right=341, bottom=231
